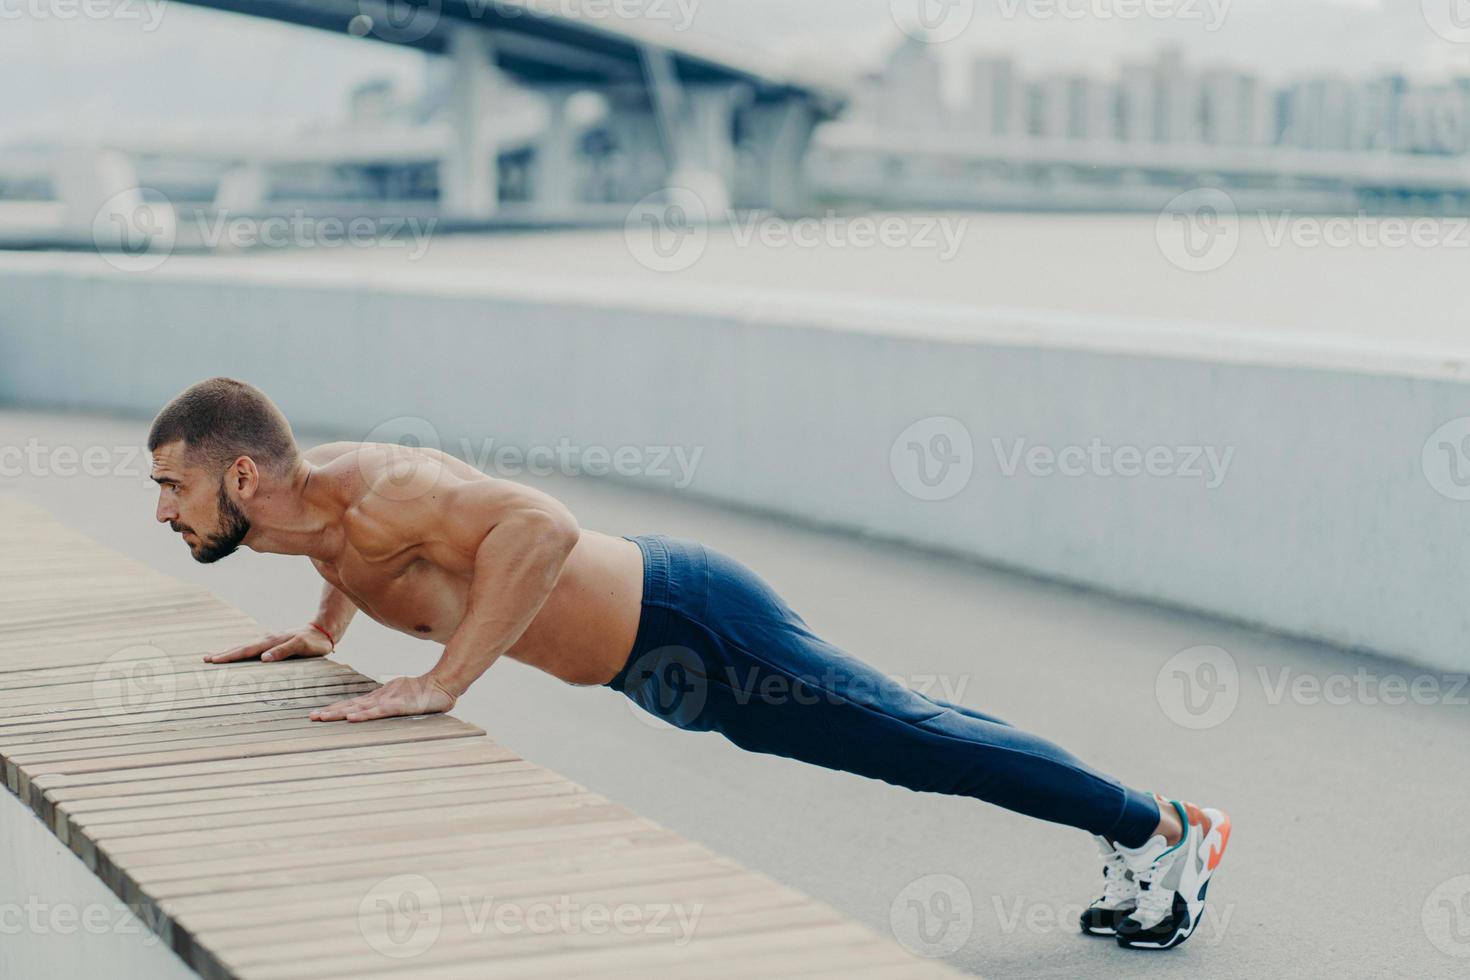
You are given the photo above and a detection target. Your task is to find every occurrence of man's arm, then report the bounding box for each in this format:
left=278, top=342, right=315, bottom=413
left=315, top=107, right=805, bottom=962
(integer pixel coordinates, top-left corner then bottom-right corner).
left=427, top=506, right=579, bottom=696
left=309, top=474, right=579, bottom=723
left=204, top=580, right=356, bottom=663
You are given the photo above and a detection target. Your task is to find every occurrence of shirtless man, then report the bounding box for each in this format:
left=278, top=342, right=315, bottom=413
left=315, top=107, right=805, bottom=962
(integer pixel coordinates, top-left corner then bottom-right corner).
left=147, top=377, right=1229, bottom=952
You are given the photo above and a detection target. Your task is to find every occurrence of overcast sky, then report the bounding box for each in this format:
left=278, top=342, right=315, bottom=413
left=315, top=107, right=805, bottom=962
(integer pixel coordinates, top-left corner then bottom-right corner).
left=3, top=0, right=1467, bottom=134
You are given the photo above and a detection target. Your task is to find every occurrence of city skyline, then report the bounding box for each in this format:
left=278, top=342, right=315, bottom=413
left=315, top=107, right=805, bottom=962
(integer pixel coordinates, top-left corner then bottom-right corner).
left=4, top=0, right=1469, bottom=136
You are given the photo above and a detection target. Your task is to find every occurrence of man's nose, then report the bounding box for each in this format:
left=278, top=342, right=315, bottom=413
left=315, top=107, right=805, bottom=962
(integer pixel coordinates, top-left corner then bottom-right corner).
left=156, top=498, right=177, bottom=524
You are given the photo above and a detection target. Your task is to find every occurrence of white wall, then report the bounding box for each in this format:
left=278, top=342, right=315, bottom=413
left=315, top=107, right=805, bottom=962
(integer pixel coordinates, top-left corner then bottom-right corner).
left=0, top=788, right=197, bottom=979
left=3, top=254, right=1468, bottom=672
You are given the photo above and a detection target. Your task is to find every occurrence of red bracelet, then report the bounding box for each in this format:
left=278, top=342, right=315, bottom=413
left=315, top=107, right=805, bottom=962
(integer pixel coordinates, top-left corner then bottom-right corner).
left=309, top=622, right=336, bottom=650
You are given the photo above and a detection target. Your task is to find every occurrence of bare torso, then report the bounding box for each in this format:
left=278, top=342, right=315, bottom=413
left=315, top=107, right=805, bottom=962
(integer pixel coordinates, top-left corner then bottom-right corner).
left=302, top=443, right=645, bottom=686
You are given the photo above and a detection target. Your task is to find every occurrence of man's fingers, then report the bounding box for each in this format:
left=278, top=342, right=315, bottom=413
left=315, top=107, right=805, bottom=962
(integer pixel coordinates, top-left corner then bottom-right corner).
left=204, top=638, right=276, bottom=664
left=259, top=642, right=299, bottom=663
left=310, top=691, right=380, bottom=721
left=345, top=704, right=393, bottom=723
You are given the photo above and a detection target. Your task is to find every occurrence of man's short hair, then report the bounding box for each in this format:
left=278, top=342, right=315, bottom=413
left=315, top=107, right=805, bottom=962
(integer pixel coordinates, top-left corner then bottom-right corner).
left=148, top=377, right=299, bottom=476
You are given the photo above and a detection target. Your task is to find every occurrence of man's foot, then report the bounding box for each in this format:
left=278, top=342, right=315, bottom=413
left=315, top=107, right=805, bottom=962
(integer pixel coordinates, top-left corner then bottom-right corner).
left=1112, top=797, right=1231, bottom=950
left=1078, top=835, right=1137, bottom=936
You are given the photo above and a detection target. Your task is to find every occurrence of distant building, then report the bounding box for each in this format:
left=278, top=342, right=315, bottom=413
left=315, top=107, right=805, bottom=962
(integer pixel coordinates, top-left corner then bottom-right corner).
left=872, top=38, right=946, bottom=132
left=967, top=55, right=1021, bottom=139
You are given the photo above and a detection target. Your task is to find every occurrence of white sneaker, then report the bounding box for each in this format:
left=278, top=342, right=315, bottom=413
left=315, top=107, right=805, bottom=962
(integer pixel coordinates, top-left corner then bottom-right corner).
left=1113, top=796, right=1232, bottom=950
left=1078, top=835, right=1137, bottom=936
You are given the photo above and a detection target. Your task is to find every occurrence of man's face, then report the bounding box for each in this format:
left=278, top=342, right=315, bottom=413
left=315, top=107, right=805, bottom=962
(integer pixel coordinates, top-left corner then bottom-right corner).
left=150, top=441, right=251, bottom=564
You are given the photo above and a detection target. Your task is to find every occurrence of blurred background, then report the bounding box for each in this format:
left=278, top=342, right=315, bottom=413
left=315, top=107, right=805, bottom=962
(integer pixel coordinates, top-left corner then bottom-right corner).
left=4, top=1, right=1470, bottom=977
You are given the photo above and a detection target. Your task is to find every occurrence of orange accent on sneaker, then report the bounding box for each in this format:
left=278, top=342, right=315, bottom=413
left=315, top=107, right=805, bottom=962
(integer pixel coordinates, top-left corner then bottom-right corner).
left=1207, top=813, right=1231, bottom=871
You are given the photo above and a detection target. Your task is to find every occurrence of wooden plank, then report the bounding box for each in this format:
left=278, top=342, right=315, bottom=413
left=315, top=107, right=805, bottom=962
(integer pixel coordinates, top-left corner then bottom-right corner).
left=0, top=495, right=969, bottom=980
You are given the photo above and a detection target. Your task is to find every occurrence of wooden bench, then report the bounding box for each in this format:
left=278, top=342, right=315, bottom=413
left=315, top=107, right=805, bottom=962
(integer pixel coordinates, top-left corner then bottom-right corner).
left=0, top=496, right=969, bottom=979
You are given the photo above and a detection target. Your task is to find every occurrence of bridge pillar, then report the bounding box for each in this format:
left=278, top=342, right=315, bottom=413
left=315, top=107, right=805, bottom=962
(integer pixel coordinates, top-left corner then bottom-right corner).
left=441, top=25, right=499, bottom=220
left=665, top=85, right=743, bottom=220
left=532, top=89, right=608, bottom=214
left=736, top=99, right=819, bottom=214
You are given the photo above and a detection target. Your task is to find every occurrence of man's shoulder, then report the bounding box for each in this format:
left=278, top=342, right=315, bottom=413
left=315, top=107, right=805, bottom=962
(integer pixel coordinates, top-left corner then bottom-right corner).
left=302, top=441, right=362, bottom=466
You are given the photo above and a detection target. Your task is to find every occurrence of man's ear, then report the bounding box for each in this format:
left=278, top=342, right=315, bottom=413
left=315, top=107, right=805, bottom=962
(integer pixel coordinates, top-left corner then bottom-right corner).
left=228, top=455, right=262, bottom=499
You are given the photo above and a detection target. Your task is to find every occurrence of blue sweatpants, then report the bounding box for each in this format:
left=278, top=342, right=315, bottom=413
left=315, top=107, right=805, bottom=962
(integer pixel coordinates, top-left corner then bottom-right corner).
left=605, top=534, right=1161, bottom=847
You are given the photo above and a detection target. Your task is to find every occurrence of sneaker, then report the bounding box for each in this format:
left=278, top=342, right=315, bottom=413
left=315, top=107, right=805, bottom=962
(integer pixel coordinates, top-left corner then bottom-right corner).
left=1113, top=797, right=1231, bottom=950
left=1078, top=835, right=1137, bottom=936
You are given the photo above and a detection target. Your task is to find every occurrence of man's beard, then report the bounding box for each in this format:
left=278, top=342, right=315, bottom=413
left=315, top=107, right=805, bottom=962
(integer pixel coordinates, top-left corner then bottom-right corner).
left=193, top=481, right=251, bottom=564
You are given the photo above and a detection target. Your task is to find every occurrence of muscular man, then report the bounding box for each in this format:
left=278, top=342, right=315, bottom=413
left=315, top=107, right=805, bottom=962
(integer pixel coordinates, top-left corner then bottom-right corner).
left=147, top=377, right=1229, bottom=952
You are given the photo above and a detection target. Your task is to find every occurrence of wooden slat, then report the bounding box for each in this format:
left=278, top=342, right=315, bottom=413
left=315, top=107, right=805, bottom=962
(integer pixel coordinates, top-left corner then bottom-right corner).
left=0, top=495, right=968, bottom=979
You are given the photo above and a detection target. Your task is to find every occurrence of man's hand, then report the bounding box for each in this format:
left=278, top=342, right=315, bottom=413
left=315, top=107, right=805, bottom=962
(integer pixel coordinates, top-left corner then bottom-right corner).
left=309, top=674, right=457, bottom=723
left=205, top=625, right=334, bottom=664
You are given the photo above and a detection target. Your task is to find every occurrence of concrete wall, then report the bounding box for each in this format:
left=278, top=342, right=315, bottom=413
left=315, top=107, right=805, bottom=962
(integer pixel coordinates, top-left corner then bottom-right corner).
left=3, top=253, right=1469, bottom=672
left=0, top=789, right=198, bottom=979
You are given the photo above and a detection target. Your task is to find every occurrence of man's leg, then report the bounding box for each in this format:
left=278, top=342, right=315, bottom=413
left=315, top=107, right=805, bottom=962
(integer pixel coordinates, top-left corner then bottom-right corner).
left=617, top=547, right=1161, bottom=847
